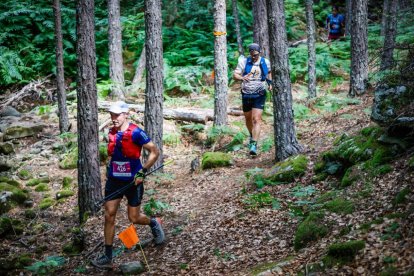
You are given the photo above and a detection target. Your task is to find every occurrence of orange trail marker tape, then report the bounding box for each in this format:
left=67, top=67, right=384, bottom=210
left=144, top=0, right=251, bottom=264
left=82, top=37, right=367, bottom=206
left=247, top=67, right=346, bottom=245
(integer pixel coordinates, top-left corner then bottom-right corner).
left=118, top=224, right=151, bottom=272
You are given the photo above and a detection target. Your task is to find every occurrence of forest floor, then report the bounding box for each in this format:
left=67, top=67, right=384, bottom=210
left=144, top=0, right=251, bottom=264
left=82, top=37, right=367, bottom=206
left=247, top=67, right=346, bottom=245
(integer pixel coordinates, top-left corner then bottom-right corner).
left=1, top=82, right=413, bottom=275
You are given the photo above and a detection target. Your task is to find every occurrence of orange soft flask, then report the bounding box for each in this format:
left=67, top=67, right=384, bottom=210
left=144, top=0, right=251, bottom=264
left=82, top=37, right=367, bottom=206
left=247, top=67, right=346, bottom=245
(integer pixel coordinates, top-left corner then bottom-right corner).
left=118, top=224, right=140, bottom=249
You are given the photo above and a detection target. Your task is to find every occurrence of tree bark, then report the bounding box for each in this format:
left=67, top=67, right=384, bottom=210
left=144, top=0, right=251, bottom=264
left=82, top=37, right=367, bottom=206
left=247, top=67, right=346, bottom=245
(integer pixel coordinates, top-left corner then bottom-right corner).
left=380, top=0, right=390, bottom=36
left=380, top=0, right=398, bottom=71
left=345, top=0, right=352, bottom=36
left=232, top=0, right=244, bottom=57
left=213, top=0, right=228, bottom=126
left=76, top=0, right=102, bottom=223
left=305, top=0, right=317, bottom=99
left=253, top=0, right=270, bottom=58
left=144, top=0, right=163, bottom=170
left=267, top=0, right=302, bottom=161
left=53, top=0, right=70, bottom=133
left=349, top=0, right=368, bottom=97
left=131, top=46, right=146, bottom=86
left=108, top=0, right=125, bottom=100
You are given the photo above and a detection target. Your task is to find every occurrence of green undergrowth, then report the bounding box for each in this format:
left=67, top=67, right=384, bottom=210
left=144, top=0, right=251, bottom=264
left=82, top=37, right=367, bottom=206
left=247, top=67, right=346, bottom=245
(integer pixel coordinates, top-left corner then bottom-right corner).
left=322, top=240, right=365, bottom=267
left=314, top=126, right=402, bottom=186
left=294, top=212, right=328, bottom=250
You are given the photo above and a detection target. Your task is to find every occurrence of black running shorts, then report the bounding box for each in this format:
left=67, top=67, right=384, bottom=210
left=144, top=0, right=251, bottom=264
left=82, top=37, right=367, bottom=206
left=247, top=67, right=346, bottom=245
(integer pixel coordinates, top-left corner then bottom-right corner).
left=105, top=178, right=144, bottom=207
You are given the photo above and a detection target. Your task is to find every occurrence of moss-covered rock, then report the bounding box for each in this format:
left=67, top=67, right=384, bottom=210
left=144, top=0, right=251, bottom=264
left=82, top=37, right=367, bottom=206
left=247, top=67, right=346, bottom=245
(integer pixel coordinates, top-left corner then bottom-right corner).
left=0, top=177, right=20, bottom=187
left=59, top=148, right=78, bottom=169
left=56, top=190, right=74, bottom=200
left=326, top=240, right=365, bottom=263
left=0, top=142, right=14, bottom=155
left=62, top=177, right=73, bottom=189
left=324, top=198, right=354, bottom=214
left=266, top=155, right=308, bottom=184
left=24, top=209, right=36, bottom=219
left=0, top=217, right=23, bottom=237
left=34, top=183, right=49, bottom=192
left=0, top=182, right=29, bottom=204
left=17, top=169, right=32, bottom=180
left=39, top=198, right=54, bottom=210
left=26, top=178, right=41, bottom=187
left=294, top=212, right=328, bottom=250
left=201, top=152, right=232, bottom=169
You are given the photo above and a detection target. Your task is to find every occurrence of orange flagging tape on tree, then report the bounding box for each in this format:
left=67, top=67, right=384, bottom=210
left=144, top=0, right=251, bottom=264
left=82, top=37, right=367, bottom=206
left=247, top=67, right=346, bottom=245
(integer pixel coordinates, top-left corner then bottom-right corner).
left=213, top=31, right=227, bottom=36
left=118, top=224, right=139, bottom=249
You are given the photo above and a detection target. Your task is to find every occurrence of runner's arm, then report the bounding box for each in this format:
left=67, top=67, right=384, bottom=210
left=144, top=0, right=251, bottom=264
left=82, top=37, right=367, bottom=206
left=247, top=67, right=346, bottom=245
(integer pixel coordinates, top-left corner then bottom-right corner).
left=141, top=141, right=159, bottom=171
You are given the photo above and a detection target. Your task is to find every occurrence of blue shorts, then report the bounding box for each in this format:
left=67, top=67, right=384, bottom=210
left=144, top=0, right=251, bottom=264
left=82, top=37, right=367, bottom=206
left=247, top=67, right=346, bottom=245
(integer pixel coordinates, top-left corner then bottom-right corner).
left=242, top=92, right=266, bottom=112
left=105, top=177, right=144, bottom=207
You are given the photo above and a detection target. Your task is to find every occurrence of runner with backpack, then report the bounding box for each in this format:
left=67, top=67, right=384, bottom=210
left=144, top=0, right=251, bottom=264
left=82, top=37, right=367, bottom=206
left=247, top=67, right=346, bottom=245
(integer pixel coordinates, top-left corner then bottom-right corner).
left=233, top=43, right=272, bottom=156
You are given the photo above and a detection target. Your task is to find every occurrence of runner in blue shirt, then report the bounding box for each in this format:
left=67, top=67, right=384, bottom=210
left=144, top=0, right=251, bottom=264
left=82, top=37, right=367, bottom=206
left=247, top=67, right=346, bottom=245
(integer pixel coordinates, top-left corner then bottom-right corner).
left=326, top=6, right=345, bottom=40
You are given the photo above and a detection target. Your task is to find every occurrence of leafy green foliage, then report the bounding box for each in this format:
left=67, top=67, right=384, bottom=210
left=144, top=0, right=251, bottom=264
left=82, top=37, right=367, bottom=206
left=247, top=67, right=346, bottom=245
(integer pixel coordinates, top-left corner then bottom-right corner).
left=25, top=256, right=66, bottom=275
left=143, top=197, right=170, bottom=217
left=243, top=192, right=280, bottom=209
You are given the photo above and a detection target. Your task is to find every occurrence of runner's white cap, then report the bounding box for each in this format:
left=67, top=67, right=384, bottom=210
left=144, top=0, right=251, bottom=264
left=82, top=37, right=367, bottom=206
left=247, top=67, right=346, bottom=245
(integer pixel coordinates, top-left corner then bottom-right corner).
left=108, top=101, right=129, bottom=114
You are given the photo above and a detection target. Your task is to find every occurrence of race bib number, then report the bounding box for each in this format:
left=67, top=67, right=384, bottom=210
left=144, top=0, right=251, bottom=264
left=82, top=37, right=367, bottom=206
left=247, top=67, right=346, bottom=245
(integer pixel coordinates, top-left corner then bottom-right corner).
left=332, top=24, right=339, bottom=29
left=112, top=161, right=132, bottom=177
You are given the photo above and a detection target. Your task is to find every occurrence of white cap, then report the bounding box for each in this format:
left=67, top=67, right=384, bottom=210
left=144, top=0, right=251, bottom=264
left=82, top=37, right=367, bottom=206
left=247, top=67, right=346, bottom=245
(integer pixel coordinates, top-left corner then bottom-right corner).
left=108, top=101, right=129, bottom=114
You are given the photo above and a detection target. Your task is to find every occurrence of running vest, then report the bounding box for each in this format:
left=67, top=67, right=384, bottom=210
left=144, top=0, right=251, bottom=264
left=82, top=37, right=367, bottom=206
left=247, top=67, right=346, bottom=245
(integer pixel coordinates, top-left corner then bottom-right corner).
left=108, top=123, right=142, bottom=159
left=243, top=57, right=269, bottom=81
left=327, top=14, right=344, bottom=34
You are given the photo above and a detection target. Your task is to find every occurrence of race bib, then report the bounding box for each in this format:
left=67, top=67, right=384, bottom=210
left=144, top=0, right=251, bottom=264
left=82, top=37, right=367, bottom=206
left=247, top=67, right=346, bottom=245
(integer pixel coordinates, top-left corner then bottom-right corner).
left=332, top=24, right=339, bottom=29
left=112, top=161, right=132, bottom=177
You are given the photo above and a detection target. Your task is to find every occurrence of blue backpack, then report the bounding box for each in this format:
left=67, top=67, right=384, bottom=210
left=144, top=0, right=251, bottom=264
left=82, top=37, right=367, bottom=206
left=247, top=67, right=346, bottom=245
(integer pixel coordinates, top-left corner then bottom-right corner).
left=242, top=56, right=269, bottom=82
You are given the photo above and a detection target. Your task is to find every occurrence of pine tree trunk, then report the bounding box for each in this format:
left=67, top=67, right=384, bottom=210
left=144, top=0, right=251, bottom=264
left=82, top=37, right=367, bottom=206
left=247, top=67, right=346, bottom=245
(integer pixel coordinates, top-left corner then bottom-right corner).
left=381, top=0, right=390, bottom=36
left=253, top=0, right=270, bottom=57
left=76, top=0, right=102, bottom=223
left=53, top=0, right=69, bottom=133
left=305, top=0, right=317, bottom=99
left=213, top=0, right=228, bottom=126
left=267, top=0, right=302, bottom=161
left=232, top=0, right=244, bottom=57
left=349, top=0, right=368, bottom=97
left=131, top=46, right=146, bottom=86
left=144, top=0, right=163, bottom=170
left=108, top=0, right=125, bottom=100
left=380, top=0, right=398, bottom=71
left=345, top=0, right=352, bottom=36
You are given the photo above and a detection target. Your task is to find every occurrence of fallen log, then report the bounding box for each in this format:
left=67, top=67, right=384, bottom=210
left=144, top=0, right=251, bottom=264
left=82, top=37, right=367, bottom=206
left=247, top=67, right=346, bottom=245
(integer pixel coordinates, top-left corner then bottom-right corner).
left=98, top=101, right=243, bottom=124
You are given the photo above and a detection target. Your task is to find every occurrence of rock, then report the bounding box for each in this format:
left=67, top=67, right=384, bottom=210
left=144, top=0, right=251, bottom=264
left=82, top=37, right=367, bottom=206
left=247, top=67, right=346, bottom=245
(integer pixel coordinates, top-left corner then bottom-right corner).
left=119, top=261, right=145, bottom=275
left=201, top=152, right=233, bottom=169
left=17, top=169, right=32, bottom=180
left=0, top=106, right=21, bottom=117
left=0, top=157, right=12, bottom=172
left=0, top=142, right=14, bottom=155
left=0, top=132, right=3, bottom=142
left=30, top=148, right=42, bottom=154
left=3, top=121, right=45, bottom=141
left=0, top=191, right=13, bottom=214
left=56, top=190, right=74, bottom=200
left=23, top=200, right=34, bottom=208
left=38, top=172, right=49, bottom=178
left=265, top=154, right=308, bottom=183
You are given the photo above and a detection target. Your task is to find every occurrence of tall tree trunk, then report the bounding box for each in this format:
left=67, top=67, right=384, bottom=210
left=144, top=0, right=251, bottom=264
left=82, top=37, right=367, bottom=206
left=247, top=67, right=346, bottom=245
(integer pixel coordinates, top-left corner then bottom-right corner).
left=232, top=0, right=244, bottom=57
left=349, top=0, right=368, bottom=97
left=267, top=0, right=302, bottom=161
left=345, top=0, right=352, bottom=36
left=253, top=0, right=270, bottom=58
left=76, top=0, right=102, bottom=223
left=380, top=0, right=390, bottom=36
left=380, top=0, right=398, bottom=71
left=53, top=0, right=69, bottom=133
left=131, top=46, right=146, bottom=86
left=144, top=0, right=163, bottom=170
left=213, top=0, right=228, bottom=126
left=108, top=0, right=125, bottom=100
left=305, top=0, right=317, bottom=99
